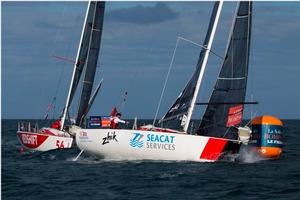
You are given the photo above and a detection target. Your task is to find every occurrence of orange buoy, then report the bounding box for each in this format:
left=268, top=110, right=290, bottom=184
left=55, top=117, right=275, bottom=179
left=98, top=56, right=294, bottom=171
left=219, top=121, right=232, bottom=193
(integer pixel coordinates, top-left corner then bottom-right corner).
left=249, top=115, right=283, bottom=159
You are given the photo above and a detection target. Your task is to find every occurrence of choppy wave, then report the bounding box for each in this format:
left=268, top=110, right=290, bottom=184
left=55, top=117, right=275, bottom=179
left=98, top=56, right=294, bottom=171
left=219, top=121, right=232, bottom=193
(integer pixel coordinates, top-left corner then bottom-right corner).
left=237, top=146, right=269, bottom=163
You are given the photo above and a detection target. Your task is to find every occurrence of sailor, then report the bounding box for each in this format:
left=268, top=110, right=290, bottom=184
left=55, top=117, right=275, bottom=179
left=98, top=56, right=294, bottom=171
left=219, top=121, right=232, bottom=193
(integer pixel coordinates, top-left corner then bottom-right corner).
left=110, top=113, right=128, bottom=129
left=50, top=119, right=61, bottom=130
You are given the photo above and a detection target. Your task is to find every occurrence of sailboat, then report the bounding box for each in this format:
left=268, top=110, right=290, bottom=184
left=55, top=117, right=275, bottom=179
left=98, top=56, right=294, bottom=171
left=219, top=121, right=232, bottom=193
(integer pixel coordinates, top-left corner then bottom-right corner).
left=17, top=1, right=105, bottom=151
left=75, top=1, right=253, bottom=162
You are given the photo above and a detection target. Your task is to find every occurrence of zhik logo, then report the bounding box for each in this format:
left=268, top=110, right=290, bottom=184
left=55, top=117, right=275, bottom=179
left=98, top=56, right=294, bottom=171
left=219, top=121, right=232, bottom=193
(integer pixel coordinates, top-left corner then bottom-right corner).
left=102, top=131, right=118, bottom=145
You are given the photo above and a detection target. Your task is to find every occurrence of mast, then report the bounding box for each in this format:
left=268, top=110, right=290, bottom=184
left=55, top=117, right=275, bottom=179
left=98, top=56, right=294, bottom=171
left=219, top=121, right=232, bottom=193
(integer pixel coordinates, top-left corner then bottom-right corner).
left=183, top=1, right=223, bottom=132
left=60, top=2, right=91, bottom=130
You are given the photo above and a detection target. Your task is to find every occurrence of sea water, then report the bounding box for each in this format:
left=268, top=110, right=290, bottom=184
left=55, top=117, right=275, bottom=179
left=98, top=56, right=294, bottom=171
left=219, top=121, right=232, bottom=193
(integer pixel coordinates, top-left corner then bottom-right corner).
left=2, top=119, right=300, bottom=199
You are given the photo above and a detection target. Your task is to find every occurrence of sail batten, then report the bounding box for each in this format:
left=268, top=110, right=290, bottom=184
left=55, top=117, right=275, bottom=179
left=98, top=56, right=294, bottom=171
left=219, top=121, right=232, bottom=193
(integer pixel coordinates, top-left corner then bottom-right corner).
left=197, top=1, right=252, bottom=139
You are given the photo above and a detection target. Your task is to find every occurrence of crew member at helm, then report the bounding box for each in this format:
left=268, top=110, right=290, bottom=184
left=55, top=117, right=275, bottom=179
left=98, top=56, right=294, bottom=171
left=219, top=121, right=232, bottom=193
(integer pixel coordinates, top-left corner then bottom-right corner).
left=110, top=113, right=128, bottom=129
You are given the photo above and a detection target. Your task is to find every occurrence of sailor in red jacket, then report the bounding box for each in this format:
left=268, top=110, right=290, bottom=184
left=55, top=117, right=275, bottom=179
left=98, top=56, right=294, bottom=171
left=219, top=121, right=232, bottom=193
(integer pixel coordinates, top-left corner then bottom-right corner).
left=110, top=113, right=128, bottom=129
left=50, top=119, right=61, bottom=129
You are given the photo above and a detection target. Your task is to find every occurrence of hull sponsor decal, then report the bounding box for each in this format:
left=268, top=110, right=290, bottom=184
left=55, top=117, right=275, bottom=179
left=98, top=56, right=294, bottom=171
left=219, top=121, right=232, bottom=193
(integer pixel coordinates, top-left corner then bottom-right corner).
left=200, top=138, right=227, bottom=160
left=79, top=131, right=92, bottom=142
left=130, top=133, right=144, bottom=148
left=18, top=132, right=48, bottom=149
left=102, top=131, right=118, bottom=145
left=129, top=133, right=176, bottom=151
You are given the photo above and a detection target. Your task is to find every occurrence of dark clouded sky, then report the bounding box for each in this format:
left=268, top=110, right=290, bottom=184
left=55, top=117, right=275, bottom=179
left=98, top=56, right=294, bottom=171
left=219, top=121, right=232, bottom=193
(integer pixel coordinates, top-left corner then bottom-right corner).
left=2, top=1, right=300, bottom=119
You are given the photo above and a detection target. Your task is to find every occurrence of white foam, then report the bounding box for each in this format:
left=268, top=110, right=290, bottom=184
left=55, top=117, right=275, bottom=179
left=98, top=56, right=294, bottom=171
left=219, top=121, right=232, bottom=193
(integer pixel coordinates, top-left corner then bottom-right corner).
left=238, top=146, right=267, bottom=163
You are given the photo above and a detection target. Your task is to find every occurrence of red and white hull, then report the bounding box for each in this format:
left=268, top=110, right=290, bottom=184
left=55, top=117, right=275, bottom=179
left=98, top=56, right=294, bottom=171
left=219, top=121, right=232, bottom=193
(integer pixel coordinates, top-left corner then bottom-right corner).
left=75, top=128, right=241, bottom=162
left=17, top=128, right=73, bottom=152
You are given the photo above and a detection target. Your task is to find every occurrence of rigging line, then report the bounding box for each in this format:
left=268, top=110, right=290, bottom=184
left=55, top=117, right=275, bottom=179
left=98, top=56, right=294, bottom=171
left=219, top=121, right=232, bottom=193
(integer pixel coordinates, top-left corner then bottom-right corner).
left=52, top=55, right=76, bottom=64
left=231, top=3, right=235, bottom=82
left=246, top=111, right=257, bottom=126
left=228, top=2, right=236, bottom=82
left=152, top=37, right=180, bottom=127
left=45, top=2, right=68, bottom=119
left=52, top=2, right=84, bottom=119
left=248, top=2, right=254, bottom=122
left=50, top=2, right=68, bottom=57
left=116, top=90, right=128, bottom=112
left=120, top=91, right=128, bottom=113
left=178, top=36, right=224, bottom=60
left=122, top=21, right=162, bottom=118
left=53, top=37, right=76, bottom=119
left=47, top=54, right=67, bottom=119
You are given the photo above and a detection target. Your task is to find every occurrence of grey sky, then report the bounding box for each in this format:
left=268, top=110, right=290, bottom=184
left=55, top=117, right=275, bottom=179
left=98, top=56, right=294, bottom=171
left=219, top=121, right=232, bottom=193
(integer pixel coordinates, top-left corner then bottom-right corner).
left=2, top=1, right=300, bottom=119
